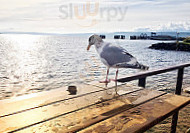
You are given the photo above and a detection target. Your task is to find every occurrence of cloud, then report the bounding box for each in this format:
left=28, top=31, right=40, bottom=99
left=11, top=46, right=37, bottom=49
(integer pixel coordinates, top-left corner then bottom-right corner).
left=0, top=0, right=190, bottom=33
left=135, top=21, right=190, bottom=32
left=156, top=22, right=190, bottom=32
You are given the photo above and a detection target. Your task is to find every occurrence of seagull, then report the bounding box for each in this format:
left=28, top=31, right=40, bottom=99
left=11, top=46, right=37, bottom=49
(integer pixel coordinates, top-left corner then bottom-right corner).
left=87, top=34, right=149, bottom=93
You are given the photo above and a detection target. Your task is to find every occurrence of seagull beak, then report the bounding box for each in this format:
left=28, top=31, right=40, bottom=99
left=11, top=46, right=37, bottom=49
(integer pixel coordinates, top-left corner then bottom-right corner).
left=87, top=44, right=91, bottom=51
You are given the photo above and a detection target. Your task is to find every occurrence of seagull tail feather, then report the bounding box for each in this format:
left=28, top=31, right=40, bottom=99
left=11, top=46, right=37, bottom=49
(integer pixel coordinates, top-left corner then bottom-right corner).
left=114, top=62, right=149, bottom=70
left=136, top=62, right=149, bottom=70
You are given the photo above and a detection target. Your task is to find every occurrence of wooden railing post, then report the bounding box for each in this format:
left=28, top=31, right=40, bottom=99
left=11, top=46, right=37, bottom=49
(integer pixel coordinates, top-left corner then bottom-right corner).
left=171, top=67, right=184, bottom=133
left=117, top=64, right=190, bottom=133
left=138, top=77, right=146, bottom=88
left=175, top=68, right=184, bottom=95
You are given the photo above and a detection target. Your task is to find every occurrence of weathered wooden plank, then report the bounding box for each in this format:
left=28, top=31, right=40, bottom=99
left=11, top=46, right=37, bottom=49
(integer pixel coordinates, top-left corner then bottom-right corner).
left=0, top=81, right=129, bottom=118
left=0, top=84, right=104, bottom=117
left=17, top=89, right=165, bottom=133
left=80, top=94, right=190, bottom=133
left=0, top=84, right=143, bottom=133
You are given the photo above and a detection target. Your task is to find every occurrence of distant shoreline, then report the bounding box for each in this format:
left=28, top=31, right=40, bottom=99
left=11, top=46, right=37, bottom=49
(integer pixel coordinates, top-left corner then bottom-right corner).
left=1, top=31, right=190, bottom=37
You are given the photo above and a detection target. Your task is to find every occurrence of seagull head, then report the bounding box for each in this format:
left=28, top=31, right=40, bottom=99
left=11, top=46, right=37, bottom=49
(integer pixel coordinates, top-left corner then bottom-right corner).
left=87, top=34, right=103, bottom=51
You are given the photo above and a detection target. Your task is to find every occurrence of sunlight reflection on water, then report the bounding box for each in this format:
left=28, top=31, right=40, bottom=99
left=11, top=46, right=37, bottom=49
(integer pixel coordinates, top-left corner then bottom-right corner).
left=0, top=34, right=190, bottom=99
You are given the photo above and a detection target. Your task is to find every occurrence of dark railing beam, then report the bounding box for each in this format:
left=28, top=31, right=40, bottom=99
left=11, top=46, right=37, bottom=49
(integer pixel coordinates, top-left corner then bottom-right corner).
left=117, top=62, right=190, bottom=83
left=138, top=77, right=146, bottom=88
left=171, top=112, right=179, bottom=133
left=116, top=63, right=190, bottom=133
left=175, top=68, right=184, bottom=95
left=171, top=68, right=184, bottom=133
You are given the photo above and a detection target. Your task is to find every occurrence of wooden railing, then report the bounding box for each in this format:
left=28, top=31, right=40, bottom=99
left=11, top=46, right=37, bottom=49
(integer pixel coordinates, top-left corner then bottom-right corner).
left=117, top=62, right=190, bottom=133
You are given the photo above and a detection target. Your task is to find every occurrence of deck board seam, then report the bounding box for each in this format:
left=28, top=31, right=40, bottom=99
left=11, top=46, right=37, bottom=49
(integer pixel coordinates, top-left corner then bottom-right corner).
left=0, top=84, right=136, bottom=118
left=72, top=92, right=167, bottom=133
left=121, top=97, right=190, bottom=133
left=7, top=88, right=145, bottom=133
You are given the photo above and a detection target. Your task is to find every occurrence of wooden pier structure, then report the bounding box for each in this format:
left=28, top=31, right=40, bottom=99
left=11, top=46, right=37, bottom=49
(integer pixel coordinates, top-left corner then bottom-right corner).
left=130, top=32, right=186, bottom=41
left=0, top=63, right=190, bottom=133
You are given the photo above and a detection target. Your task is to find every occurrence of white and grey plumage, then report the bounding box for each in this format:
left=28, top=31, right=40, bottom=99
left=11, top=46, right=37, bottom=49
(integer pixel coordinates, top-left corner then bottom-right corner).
left=87, top=34, right=148, bottom=91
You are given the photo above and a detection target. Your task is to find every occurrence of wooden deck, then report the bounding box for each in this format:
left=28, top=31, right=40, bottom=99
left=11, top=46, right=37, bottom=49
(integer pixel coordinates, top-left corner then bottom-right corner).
left=0, top=82, right=189, bottom=133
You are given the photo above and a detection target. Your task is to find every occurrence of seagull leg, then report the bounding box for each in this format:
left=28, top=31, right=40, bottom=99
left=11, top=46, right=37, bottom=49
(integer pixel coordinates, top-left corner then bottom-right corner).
left=99, top=68, right=110, bottom=86
left=115, top=69, right=119, bottom=95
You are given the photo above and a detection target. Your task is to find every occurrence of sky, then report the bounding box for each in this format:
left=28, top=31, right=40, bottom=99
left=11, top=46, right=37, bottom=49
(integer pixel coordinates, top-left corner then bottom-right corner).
left=0, top=0, right=190, bottom=34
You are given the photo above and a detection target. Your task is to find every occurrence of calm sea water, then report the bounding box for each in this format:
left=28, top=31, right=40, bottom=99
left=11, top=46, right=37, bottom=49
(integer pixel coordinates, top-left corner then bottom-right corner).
left=0, top=32, right=190, bottom=99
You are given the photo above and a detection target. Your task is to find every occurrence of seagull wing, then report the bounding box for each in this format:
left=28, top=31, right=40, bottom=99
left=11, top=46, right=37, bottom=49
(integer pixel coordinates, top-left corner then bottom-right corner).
left=100, top=43, right=138, bottom=67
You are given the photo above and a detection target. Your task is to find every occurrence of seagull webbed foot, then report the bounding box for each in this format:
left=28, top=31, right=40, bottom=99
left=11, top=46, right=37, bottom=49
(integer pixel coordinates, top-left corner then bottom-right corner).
left=99, top=79, right=111, bottom=84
